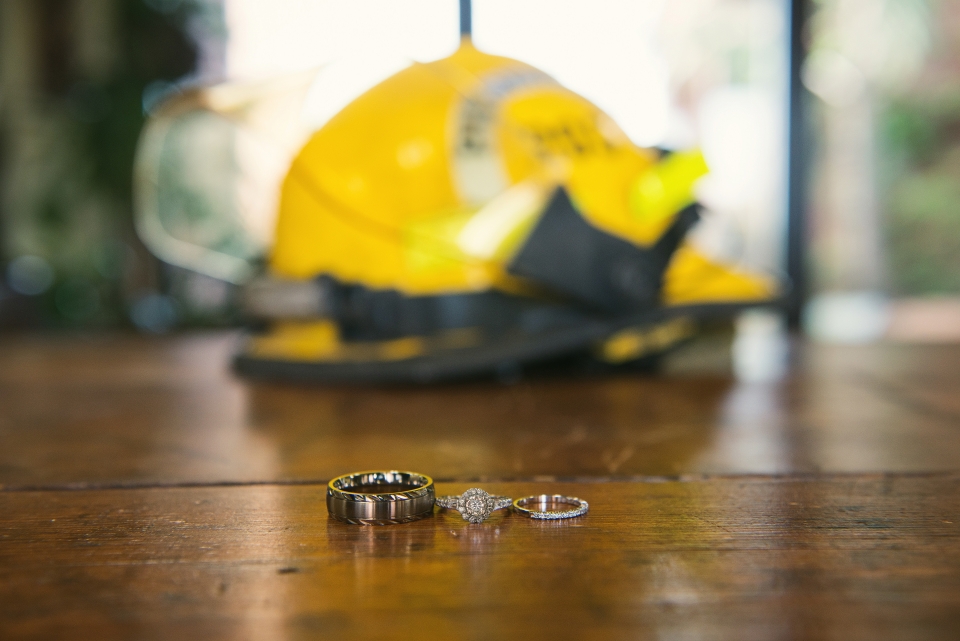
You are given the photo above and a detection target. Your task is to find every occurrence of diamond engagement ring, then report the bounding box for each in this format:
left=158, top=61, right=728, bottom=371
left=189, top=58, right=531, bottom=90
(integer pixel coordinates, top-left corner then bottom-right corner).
left=436, top=488, right=513, bottom=524
left=512, top=494, right=589, bottom=520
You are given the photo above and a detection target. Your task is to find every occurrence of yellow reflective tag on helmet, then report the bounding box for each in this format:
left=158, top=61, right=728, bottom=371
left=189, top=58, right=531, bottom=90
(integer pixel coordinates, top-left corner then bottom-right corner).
left=629, top=151, right=709, bottom=238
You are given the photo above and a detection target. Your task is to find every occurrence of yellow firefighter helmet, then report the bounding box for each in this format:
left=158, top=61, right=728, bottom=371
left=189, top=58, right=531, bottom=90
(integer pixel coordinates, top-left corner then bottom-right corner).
left=228, top=40, right=779, bottom=382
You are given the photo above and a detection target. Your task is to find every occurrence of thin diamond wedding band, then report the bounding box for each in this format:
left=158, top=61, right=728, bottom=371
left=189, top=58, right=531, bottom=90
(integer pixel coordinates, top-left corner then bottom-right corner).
left=436, top=488, right=513, bottom=524
left=327, top=470, right=435, bottom=525
left=512, top=494, right=589, bottom=520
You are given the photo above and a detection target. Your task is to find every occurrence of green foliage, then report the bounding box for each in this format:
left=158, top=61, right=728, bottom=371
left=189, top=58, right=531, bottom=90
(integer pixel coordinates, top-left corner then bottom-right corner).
left=79, top=1, right=199, bottom=208
left=879, top=92, right=960, bottom=294
left=3, top=0, right=203, bottom=328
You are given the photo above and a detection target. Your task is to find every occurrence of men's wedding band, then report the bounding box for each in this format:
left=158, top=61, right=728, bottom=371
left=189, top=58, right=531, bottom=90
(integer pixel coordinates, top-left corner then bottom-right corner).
left=512, top=494, right=589, bottom=520
left=327, top=470, right=435, bottom=525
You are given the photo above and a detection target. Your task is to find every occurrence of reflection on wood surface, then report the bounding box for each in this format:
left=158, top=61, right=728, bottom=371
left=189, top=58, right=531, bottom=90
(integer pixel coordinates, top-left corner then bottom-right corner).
left=1, top=333, right=959, bottom=487
left=1, top=478, right=958, bottom=639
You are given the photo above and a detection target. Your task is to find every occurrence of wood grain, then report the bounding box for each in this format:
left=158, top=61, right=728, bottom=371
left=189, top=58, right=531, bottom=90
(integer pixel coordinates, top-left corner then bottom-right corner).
left=2, top=476, right=959, bottom=640
left=2, top=334, right=959, bottom=638
left=1, top=333, right=960, bottom=488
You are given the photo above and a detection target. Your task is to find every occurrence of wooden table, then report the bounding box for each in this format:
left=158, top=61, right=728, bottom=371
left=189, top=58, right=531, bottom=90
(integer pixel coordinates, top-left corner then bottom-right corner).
left=1, top=332, right=959, bottom=639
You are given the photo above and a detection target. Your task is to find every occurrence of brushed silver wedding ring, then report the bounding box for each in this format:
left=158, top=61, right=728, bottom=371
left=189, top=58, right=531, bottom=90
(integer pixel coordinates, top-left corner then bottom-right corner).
left=512, top=494, right=589, bottom=520
left=327, top=470, right=436, bottom=525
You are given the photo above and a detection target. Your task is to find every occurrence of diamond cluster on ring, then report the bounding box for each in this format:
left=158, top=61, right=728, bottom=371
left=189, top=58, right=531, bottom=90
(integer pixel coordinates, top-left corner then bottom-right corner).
left=457, top=488, right=495, bottom=524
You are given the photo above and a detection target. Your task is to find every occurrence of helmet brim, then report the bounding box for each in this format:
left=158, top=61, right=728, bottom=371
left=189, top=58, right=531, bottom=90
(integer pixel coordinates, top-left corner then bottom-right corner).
left=233, top=299, right=779, bottom=384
